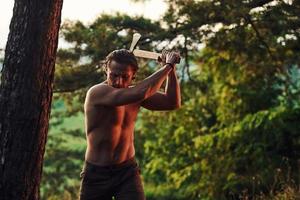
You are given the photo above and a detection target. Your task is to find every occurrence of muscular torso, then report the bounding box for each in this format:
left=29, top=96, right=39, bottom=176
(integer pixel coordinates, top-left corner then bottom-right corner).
left=84, top=95, right=141, bottom=166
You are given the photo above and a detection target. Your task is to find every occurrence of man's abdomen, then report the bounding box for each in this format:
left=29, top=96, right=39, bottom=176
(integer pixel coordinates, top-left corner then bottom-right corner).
left=85, top=129, right=135, bottom=166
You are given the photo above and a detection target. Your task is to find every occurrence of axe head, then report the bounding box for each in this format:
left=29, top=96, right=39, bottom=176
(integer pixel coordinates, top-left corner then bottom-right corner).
left=129, top=33, right=181, bottom=64
left=129, top=33, right=141, bottom=52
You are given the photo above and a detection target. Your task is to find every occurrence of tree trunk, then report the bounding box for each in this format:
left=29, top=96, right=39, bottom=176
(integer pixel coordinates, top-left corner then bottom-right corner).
left=0, top=0, right=63, bottom=199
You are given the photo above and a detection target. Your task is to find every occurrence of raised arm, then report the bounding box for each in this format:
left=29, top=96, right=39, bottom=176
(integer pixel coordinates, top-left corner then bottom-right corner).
left=141, top=68, right=181, bottom=110
left=166, top=69, right=181, bottom=107
left=141, top=52, right=181, bottom=110
left=85, top=64, right=174, bottom=107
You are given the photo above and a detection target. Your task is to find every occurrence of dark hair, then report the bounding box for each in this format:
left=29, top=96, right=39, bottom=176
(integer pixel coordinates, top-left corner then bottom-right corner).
left=104, top=49, right=138, bottom=72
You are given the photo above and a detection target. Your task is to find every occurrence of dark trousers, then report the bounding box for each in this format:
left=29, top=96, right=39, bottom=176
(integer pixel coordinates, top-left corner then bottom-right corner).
left=79, top=157, right=145, bottom=200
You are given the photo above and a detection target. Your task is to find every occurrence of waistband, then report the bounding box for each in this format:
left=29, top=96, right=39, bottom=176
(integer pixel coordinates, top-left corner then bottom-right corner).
left=83, top=157, right=137, bottom=172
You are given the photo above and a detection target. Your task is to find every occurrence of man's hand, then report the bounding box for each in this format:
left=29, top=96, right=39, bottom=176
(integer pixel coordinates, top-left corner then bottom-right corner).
left=165, top=51, right=180, bottom=67
left=158, top=50, right=181, bottom=67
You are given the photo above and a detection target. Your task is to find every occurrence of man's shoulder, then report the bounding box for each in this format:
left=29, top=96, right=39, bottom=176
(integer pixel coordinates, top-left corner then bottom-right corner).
left=91, top=82, right=109, bottom=89
left=85, top=83, right=110, bottom=106
left=87, top=82, right=111, bottom=94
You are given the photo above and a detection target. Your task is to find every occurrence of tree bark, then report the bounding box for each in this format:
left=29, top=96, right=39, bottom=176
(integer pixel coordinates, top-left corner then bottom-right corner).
left=0, top=0, right=63, bottom=199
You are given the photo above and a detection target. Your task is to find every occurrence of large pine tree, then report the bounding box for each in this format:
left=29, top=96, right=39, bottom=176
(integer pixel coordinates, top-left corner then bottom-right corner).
left=0, top=0, right=63, bottom=199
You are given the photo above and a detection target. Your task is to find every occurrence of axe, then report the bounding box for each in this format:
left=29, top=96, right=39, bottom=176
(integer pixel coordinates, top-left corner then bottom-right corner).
left=129, top=33, right=180, bottom=64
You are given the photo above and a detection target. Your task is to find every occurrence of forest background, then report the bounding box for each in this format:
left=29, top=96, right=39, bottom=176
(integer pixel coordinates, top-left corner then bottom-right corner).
left=1, top=0, right=300, bottom=199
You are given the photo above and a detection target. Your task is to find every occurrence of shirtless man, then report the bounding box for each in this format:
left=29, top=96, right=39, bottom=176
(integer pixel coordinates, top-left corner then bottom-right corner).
left=79, top=49, right=181, bottom=200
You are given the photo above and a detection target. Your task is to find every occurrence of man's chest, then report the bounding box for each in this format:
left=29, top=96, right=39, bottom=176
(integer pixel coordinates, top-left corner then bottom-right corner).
left=108, top=103, right=140, bottom=125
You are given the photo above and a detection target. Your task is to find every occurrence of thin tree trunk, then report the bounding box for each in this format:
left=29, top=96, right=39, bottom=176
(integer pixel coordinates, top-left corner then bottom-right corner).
left=0, top=0, right=63, bottom=199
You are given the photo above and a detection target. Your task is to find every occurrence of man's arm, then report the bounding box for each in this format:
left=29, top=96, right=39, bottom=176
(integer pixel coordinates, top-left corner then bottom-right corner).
left=86, top=64, right=174, bottom=107
left=141, top=68, right=181, bottom=110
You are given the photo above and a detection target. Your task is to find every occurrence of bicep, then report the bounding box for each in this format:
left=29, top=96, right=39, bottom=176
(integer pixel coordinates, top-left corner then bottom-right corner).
left=141, top=92, right=175, bottom=111
left=87, top=85, right=144, bottom=107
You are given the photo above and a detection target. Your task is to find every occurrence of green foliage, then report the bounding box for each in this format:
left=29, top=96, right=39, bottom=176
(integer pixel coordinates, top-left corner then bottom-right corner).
left=196, top=48, right=283, bottom=126
left=138, top=98, right=300, bottom=199
left=41, top=96, right=85, bottom=200
left=274, top=65, right=300, bottom=109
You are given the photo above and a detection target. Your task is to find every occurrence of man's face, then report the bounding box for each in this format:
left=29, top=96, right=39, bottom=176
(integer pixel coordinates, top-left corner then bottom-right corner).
left=106, top=60, right=136, bottom=88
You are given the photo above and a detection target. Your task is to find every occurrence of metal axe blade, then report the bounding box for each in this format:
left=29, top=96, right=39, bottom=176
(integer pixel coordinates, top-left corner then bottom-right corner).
left=129, top=33, right=141, bottom=52
left=129, top=33, right=180, bottom=64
